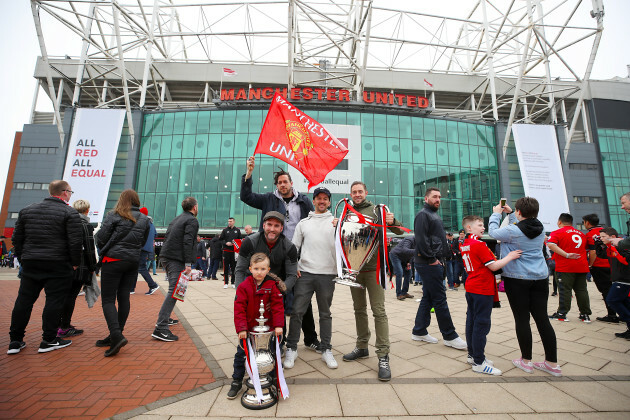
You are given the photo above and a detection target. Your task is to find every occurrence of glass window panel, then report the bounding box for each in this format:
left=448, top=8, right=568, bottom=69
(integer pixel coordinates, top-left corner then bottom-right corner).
left=247, top=135, right=258, bottom=156
left=184, top=112, right=198, bottom=135
left=479, top=146, right=489, bottom=168
left=437, top=167, right=450, bottom=194
left=153, top=193, right=167, bottom=226
left=249, top=110, right=263, bottom=133
left=332, top=111, right=346, bottom=124
left=170, top=135, right=183, bottom=159
left=457, top=122, right=469, bottom=145
left=191, top=159, right=206, bottom=191
left=399, top=116, right=411, bottom=139
left=425, top=164, right=438, bottom=189
left=223, top=110, right=236, bottom=133
left=24, top=182, right=33, bottom=190
left=387, top=115, right=399, bottom=138
left=210, top=110, right=223, bottom=133
left=219, top=160, right=233, bottom=191
left=374, top=114, right=387, bottom=136
left=476, top=126, right=488, bottom=147
left=412, top=139, right=425, bottom=163
left=258, top=157, right=275, bottom=192
left=231, top=195, right=245, bottom=227
left=361, top=113, right=374, bottom=136
left=411, top=117, right=424, bottom=139
left=159, top=136, right=172, bottom=159
left=232, top=159, right=247, bottom=192
left=400, top=163, right=414, bottom=198
left=197, top=111, right=210, bottom=134
left=446, top=121, right=458, bottom=143
left=423, top=118, right=435, bottom=141
left=142, top=193, right=156, bottom=223
left=362, top=136, right=374, bottom=161
left=243, top=198, right=261, bottom=229
left=318, top=111, right=332, bottom=124
left=148, top=136, right=161, bottom=160
left=142, top=114, right=154, bottom=136
left=234, top=134, right=248, bottom=157
left=153, top=114, right=165, bottom=136
left=468, top=145, right=479, bottom=168
left=399, top=138, right=412, bottom=163
left=435, top=119, right=447, bottom=142
left=164, top=193, right=178, bottom=224
left=179, top=160, right=194, bottom=193
left=387, top=196, right=401, bottom=222
left=205, top=158, right=220, bottom=192
left=156, top=161, right=170, bottom=192
left=401, top=197, right=414, bottom=229
left=236, top=110, right=249, bottom=133
left=362, top=161, right=375, bottom=194
left=139, top=136, right=151, bottom=160
left=146, top=161, right=159, bottom=192
left=388, top=137, right=400, bottom=162
left=216, top=193, right=232, bottom=225
left=486, top=126, right=495, bottom=148
left=468, top=124, right=478, bottom=146
left=425, top=141, right=437, bottom=165
left=346, top=112, right=360, bottom=126
left=207, top=133, right=221, bottom=158
left=448, top=143, right=460, bottom=166
left=437, top=142, right=448, bottom=166
left=221, top=134, right=235, bottom=158
left=167, top=161, right=181, bottom=193
left=194, top=134, right=208, bottom=159
left=172, top=112, right=185, bottom=135
left=182, top=135, right=195, bottom=159
left=388, top=163, right=401, bottom=196
left=375, top=137, right=387, bottom=161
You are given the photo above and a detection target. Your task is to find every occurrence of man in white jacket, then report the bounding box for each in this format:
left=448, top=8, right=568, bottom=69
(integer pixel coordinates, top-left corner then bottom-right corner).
left=284, top=187, right=338, bottom=369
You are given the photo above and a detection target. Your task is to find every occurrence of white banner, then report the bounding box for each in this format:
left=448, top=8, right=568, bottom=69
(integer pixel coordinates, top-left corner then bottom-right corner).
left=288, top=124, right=361, bottom=194
left=511, top=124, right=569, bottom=232
left=62, top=109, right=126, bottom=223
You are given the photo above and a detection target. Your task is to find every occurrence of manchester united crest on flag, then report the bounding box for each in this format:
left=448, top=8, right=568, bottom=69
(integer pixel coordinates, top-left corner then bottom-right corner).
left=255, top=93, right=348, bottom=188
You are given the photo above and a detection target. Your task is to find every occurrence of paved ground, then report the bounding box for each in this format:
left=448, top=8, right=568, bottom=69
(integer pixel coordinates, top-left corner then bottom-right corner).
left=1, top=266, right=630, bottom=419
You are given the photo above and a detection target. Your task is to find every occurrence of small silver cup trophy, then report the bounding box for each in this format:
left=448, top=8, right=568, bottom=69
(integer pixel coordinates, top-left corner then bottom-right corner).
left=241, top=300, right=277, bottom=409
left=333, top=199, right=385, bottom=289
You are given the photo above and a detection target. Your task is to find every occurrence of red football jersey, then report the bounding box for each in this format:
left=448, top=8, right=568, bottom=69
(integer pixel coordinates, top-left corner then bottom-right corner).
left=548, top=226, right=589, bottom=273
left=461, top=235, right=496, bottom=296
left=585, top=227, right=610, bottom=268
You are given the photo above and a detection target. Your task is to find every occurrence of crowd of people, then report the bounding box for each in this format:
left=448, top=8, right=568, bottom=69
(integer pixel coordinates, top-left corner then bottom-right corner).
left=6, top=169, right=630, bottom=404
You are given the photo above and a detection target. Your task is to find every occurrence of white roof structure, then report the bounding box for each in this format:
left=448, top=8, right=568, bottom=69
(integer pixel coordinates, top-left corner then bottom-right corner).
left=31, top=0, right=606, bottom=154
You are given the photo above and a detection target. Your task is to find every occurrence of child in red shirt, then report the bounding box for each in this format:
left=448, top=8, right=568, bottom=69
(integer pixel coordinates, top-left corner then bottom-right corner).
left=461, top=216, right=522, bottom=375
left=227, top=253, right=284, bottom=400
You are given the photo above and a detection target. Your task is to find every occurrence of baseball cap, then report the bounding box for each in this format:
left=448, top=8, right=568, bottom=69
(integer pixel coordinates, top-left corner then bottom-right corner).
left=312, top=187, right=331, bottom=199
left=139, top=207, right=149, bottom=216
left=263, top=211, right=285, bottom=223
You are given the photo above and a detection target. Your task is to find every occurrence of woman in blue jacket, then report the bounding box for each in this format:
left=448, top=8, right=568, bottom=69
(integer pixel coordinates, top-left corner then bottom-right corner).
left=489, top=197, right=561, bottom=377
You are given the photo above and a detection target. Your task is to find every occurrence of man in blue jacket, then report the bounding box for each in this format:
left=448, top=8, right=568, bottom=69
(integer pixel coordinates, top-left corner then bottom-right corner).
left=240, top=156, right=320, bottom=351
left=135, top=207, right=159, bottom=295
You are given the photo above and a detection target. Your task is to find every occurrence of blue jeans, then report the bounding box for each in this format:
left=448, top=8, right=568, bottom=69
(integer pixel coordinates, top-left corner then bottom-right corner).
left=606, top=282, right=630, bottom=329
left=414, top=266, right=423, bottom=285
left=147, top=256, right=157, bottom=275
left=445, top=260, right=457, bottom=288
left=208, top=258, right=221, bottom=278
left=390, top=254, right=410, bottom=297
left=412, top=263, right=458, bottom=340
left=195, top=258, right=207, bottom=277
left=137, top=250, right=158, bottom=290
left=465, top=292, right=493, bottom=365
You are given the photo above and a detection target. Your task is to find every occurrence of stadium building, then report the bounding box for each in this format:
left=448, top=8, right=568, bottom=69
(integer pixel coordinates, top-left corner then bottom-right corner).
left=2, top=0, right=630, bottom=239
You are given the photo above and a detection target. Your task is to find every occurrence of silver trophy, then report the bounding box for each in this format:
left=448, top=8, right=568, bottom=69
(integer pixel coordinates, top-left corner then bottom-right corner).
left=333, top=199, right=385, bottom=289
left=241, top=300, right=278, bottom=410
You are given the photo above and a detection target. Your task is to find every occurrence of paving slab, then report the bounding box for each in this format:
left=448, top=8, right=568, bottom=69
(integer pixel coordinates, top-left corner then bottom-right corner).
left=447, top=383, right=532, bottom=414
left=498, top=382, right=593, bottom=413
left=275, top=384, right=341, bottom=417
left=338, top=384, right=408, bottom=416
left=146, top=387, right=219, bottom=416
left=392, top=384, right=470, bottom=415
left=550, top=382, right=630, bottom=411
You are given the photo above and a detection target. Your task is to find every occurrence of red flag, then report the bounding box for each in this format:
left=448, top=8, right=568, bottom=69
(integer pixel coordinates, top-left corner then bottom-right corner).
left=255, top=93, right=349, bottom=189
left=233, top=238, right=242, bottom=253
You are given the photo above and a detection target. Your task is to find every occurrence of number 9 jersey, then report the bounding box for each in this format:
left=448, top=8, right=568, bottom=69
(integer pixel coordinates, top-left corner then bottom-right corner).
left=548, top=226, right=590, bottom=273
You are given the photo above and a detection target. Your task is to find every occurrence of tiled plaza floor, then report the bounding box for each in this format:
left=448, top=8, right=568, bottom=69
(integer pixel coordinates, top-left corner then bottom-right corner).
left=0, top=268, right=215, bottom=419
left=1, top=266, right=630, bottom=419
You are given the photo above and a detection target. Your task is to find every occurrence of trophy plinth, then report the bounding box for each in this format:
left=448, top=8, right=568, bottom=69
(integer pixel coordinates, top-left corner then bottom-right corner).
left=333, top=269, right=364, bottom=288
left=241, top=300, right=278, bottom=410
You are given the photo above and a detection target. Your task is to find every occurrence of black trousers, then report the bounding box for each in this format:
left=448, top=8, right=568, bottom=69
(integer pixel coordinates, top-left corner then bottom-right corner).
left=101, top=260, right=137, bottom=336
left=59, top=280, right=84, bottom=329
left=223, top=252, right=236, bottom=284
left=504, top=276, right=557, bottom=362
left=591, top=266, right=616, bottom=317
left=10, top=272, right=72, bottom=342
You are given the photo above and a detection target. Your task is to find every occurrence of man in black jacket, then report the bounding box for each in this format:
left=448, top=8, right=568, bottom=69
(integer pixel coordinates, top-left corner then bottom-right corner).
left=194, top=235, right=207, bottom=277
left=208, top=236, right=223, bottom=280
left=240, top=157, right=320, bottom=350
left=8, top=180, right=82, bottom=354
left=218, top=217, right=242, bottom=288
left=411, top=187, right=467, bottom=350
left=152, top=197, right=199, bottom=342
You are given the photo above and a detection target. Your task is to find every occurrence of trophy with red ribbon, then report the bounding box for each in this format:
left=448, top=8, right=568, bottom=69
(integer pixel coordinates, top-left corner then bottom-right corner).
left=333, top=199, right=390, bottom=289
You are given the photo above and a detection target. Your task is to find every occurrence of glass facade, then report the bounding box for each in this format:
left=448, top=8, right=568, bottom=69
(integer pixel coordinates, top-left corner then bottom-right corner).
left=136, top=109, right=500, bottom=233
left=597, top=128, right=630, bottom=233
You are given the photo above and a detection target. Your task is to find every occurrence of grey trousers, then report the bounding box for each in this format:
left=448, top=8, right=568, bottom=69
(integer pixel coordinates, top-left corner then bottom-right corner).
left=155, top=258, right=185, bottom=331
left=287, top=272, right=336, bottom=350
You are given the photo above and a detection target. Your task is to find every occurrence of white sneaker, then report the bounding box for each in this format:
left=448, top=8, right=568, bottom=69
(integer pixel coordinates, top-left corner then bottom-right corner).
left=472, top=360, right=502, bottom=376
left=321, top=349, right=338, bottom=369
left=444, top=336, right=467, bottom=350
left=232, top=284, right=236, bottom=288
left=284, top=348, right=298, bottom=369
left=467, top=355, right=494, bottom=365
left=411, top=334, right=438, bottom=344
left=223, top=284, right=228, bottom=289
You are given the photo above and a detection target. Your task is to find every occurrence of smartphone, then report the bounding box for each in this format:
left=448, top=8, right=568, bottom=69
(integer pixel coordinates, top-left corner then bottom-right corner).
left=500, top=198, right=507, bottom=207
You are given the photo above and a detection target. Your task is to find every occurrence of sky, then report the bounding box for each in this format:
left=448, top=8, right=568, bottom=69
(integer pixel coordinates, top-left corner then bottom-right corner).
left=1, top=0, right=629, bottom=210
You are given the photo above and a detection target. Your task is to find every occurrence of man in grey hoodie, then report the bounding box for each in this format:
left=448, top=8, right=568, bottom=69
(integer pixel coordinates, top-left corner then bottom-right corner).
left=284, top=187, right=338, bottom=370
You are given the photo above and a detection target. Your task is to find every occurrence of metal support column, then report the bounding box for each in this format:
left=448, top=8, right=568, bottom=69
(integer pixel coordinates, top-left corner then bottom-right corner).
left=113, top=1, right=135, bottom=147
left=481, top=0, right=499, bottom=121
left=140, top=0, right=159, bottom=108
left=72, top=1, right=97, bottom=106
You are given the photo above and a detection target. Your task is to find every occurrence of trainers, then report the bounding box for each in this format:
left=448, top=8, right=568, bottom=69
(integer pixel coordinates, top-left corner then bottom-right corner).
left=146, top=285, right=160, bottom=295
left=104, top=335, right=128, bottom=357
left=614, top=329, right=630, bottom=339
left=130, top=291, right=135, bottom=295
left=151, top=329, right=179, bottom=342
left=411, top=333, right=438, bottom=344
left=377, top=355, right=391, bottom=381
left=168, top=318, right=179, bottom=326
left=512, top=358, right=534, bottom=373
left=7, top=341, right=26, bottom=355
left=57, top=327, right=84, bottom=338
left=342, top=347, right=369, bottom=361
left=227, top=380, right=243, bottom=399
left=38, top=338, right=72, bottom=353
left=549, top=312, right=569, bottom=322
left=472, top=360, right=502, bottom=376
left=596, top=315, right=619, bottom=324
left=321, top=349, right=338, bottom=369
left=232, top=284, right=236, bottom=288
left=305, top=339, right=322, bottom=353
left=95, top=336, right=111, bottom=347
left=579, top=314, right=591, bottom=323
left=533, top=361, right=562, bottom=377
left=223, top=284, right=228, bottom=289
left=444, top=336, right=467, bottom=350
left=467, top=355, right=494, bottom=366
left=283, top=348, right=298, bottom=368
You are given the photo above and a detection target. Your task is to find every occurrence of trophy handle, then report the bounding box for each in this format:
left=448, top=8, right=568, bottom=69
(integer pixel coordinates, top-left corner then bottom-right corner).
left=333, top=198, right=347, bottom=219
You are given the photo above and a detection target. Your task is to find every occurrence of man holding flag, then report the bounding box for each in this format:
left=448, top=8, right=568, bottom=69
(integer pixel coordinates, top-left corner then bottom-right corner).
left=336, top=181, right=405, bottom=381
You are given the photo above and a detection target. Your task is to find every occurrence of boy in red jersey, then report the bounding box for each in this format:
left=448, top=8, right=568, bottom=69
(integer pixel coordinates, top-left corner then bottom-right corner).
left=461, top=216, right=522, bottom=375
left=547, top=213, right=592, bottom=322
